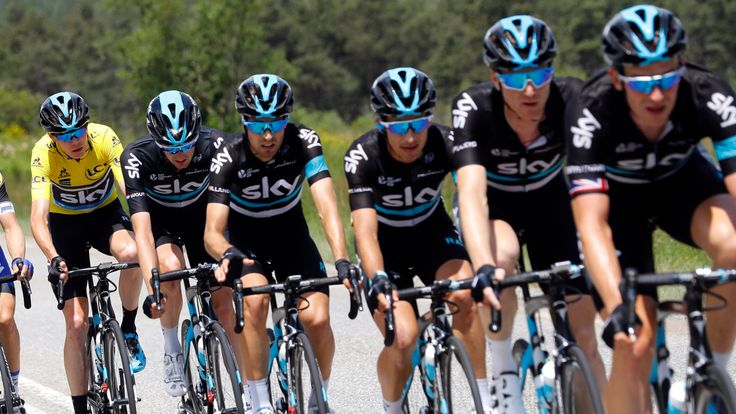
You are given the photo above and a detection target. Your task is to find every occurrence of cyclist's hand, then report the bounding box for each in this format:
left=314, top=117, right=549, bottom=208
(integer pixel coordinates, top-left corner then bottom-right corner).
left=143, top=294, right=167, bottom=319
left=601, top=304, right=641, bottom=349
left=368, top=271, right=397, bottom=313
left=471, top=264, right=503, bottom=309
left=11, top=258, right=34, bottom=281
left=217, top=246, right=255, bottom=283
left=49, top=256, right=68, bottom=283
left=335, top=259, right=355, bottom=292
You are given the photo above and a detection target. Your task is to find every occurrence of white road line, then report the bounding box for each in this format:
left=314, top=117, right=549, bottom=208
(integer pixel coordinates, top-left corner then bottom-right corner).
left=19, top=377, right=72, bottom=413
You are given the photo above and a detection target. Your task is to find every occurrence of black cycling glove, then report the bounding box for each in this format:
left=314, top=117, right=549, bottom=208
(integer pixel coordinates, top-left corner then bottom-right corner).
left=601, top=304, right=642, bottom=348
left=367, top=271, right=395, bottom=304
left=471, top=264, right=496, bottom=303
left=335, top=259, right=352, bottom=281
left=48, top=256, right=66, bottom=282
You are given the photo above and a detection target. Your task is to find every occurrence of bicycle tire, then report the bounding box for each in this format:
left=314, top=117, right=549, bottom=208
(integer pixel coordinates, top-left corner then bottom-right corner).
left=435, top=336, right=484, bottom=413
left=694, top=363, right=736, bottom=414
left=556, top=344, right=603, bottom=414
left=0, top=346, right=15, bottom=414
left=103, top=320, right=137, bottom=414
left=180, top=319, right=205, bottom=414
left=86, top=324, right=107, bottom=414
left=267, top=328, right=288, bottom=413
left=206, top=322, right=244, bottom=413
left=289, top=332, right=328, bottom=414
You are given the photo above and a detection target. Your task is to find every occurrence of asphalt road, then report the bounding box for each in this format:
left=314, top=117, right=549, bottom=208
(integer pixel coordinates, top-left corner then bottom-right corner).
left=4, top=238, right=736, bottom=413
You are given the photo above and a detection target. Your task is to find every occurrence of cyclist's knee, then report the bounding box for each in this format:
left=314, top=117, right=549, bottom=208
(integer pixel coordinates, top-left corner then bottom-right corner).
left=159, top=254, right=186, bottom=273
left=244, top=295, right=269, bottom=325
left=0, top=310, right=15, bottom=334
left=114, top=240, right=138, bottom=263
left=65, top=314, right=89, bottom=341
left=573, top=325, right=599, bottom=359
left=448, top=290, right=477, bottom=320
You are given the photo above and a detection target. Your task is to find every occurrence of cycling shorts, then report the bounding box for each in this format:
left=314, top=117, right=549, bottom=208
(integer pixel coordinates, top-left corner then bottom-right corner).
left=48, top=200, right=132, bottom=301
left=227, top=206, right=328, bottom=295
left=150, top=206, right=213, bottom=268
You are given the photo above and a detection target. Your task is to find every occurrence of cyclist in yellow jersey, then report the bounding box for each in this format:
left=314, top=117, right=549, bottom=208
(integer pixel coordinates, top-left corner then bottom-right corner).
left=29, top=92, right=144, bottom=414
left=0, top=172, right=33, bottom=413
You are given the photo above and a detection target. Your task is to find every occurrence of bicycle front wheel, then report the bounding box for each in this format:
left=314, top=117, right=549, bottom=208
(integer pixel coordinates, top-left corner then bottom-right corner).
left=556, top=345, right=603, bottom=414
left=0, top=346, right=15, bottom=413
left=206, top=322, right=244, bottom=413
left=694, top=363, right=736, bottom=414
left=103, top=320, right=137, bottom=414
left=288, top=332, right=328, bottom=414
left=434, top=336, right=484, bottom=413
left=180, top=320, right=205, bottom=413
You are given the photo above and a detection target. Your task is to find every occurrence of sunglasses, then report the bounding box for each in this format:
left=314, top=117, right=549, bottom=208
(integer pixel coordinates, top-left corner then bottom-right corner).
left=242, top=118, right=289, bottom=134
left=617, top=66, right=685, bottom=94
left=160, top=141, right=196, bottom=154
left=54, top=127, right=87, bottom=143
left=497, top=67, right=554, bottom=91
left=379, top=115, right=433, bottom=135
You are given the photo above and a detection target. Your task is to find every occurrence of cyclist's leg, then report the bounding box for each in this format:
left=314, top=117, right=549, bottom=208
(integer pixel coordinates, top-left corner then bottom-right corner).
left=239, top=268, right=273, bottom=411
left=62, top=295, right=91, bottom=396
left=155, top=243, right=185, bottom=345
left=0, top=285, right=19, bottom=388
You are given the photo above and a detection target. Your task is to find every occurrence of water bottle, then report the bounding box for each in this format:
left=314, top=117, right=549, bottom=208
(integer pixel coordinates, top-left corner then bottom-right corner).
left=541, top=359, right=556, bottom=403
left=668, top=380, right=686, bottom=414
left=422, top=343, right=436, bottom=385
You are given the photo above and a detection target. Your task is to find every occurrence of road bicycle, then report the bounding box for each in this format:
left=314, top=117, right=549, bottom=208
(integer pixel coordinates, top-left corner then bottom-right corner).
left=50, top=261, right=140, bottom=414
left=233, top=268, right=362, bottom=414
left=151, top=263, right=244, bottom=414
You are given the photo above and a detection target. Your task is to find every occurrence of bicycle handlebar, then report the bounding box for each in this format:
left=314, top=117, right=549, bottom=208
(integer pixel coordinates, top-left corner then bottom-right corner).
left=383, top=283, right=395, bottom=347
left=397, top=277, right=474, bottom=301
left=49, top=261, right=139, bottom=310
left=0, top=271, right=32, bottom=309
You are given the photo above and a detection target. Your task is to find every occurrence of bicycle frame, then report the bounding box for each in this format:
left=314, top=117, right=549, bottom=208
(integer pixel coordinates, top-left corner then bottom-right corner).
left=267, top=295, right=309, bottom=409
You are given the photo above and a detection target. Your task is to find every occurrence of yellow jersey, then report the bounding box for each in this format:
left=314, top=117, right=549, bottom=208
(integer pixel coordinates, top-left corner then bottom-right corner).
left=31, top=123, right=124, bottom=215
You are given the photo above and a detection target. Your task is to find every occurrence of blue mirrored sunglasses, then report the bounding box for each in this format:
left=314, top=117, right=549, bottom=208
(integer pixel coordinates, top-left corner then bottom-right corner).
left=242, top=118, right=289, bottom=134
left=54, top=127, right=87, bottom=143
left=618, top=66, right=685, bottom=94
left=379, top=115, right=433, bottom=135
left=157, top=139, right=197, bottom=154
left=497, top=67, right=554, bottom=91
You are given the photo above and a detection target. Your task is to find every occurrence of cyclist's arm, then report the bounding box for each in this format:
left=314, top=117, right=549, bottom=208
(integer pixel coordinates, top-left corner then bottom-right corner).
left=0, top=209, right=25, bottom=263
left=352, top=207, right=383, bottom=279
left=130, top=212, right=158, bottom=294
left=204, top=202, right=231, bottom=261
left=30, top=199, right=58, bottom=261
left=309, top=177, right=349, bottom=261
left=456, top=164, right=494, bottom=267
left=570, top=192, right=622, bottom=315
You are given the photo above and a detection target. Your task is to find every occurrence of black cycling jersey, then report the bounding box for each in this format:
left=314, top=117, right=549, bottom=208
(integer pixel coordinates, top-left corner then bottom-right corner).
left=344, top=124, right=453, bottom=227
left=122, top=126, right=225, bottom=214
left=208, top=123, right=330, bottom=218
left=566, top=63, right=736, bottom=196
left=451, top=78, right=582, bottom=192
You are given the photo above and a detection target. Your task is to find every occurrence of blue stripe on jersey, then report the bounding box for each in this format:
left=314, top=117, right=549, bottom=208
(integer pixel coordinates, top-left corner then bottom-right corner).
left=143, top=178, right=209, bottom=201
left=305, top=155, right=329, bottom=180
left=230, top=182, right=303, bottom=208
left=374, top=194, right=440, bottom=217
left=714, top=135, right=736, bottom=161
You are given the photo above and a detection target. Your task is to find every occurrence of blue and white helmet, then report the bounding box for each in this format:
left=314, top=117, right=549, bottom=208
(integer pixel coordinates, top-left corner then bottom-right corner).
left=603, top=5, right=686, bottom=67
left=39, top=92, right=90, bottom=133
left=235, top=74, right=293, bottom=119
left=146, top=90, right=201, bottom=149
left=370, top=67, right=436, bottom=120
left=483, top=15, right=557, bottom=71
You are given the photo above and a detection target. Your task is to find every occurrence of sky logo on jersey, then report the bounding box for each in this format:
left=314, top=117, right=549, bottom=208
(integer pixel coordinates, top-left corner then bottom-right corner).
left=53, top=170, right=114, bottom=210
left=240, top=175, right=302, bottom=200
left=381, top=186, right=439, bottom=208
left=344, top=144, right=368, bottom=174
left=571, top=108, right=601, bottom=149
left=299, top=128, right=321, bottom=149
left=125, top=154, right=142, bottom=179
left=570, top=178, right=608, bottom=196
left=707, top=92, right=736, bottom=128
left=452, top=93, right=478, bottom=129
left=497, top=154, right=562, bottom=175
left=210, top=147, right=233, bottom=174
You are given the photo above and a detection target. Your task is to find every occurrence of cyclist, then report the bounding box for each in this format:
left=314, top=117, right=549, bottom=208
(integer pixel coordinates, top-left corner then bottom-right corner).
left=566, top=5, right=736, bottom=412
left=347, top=67, right=491, bottom=414
left=29, top=92, right=144, bottom=414
left=122, top=90, right=246, bottom=401
left=204, top=74, right=355, bottom=414
left=0, top=172, right=33, bottom=411
left=453, top=15, right=606, bottom=413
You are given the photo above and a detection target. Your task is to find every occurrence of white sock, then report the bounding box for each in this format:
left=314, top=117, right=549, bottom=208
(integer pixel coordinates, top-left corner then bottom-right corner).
left=476, top=378, right=492, bottom=410
left=162, top=325, right=181, bottom=355
left=489, top=337, right=515, bottom=377
left=248, top=378, right=271, bottom=410
left=383, top=399, right=403, bottom=414
left=242, top=382, right=253, bottom=411
left=10, top=370, right=19, bottom=394
left=713, top=351, right=731, bottom=368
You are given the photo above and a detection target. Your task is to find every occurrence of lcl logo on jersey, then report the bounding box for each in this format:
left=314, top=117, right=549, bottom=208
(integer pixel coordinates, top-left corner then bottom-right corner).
left=125, top=154, right=142, bottom=179
left=571, top=108, right=601, bottom=149
left=153, top=178, right=207, bottom=195
left=382, top=186, right=439, bottom=208
left=452, top=93, right=478, bottom=129
left=344, top=144, right=368, bottom=174
left=241, top=176, right=301, bottom=200
left=210, top=147, right=233, bottom=174
left=85, top=164, right=106, bottom=180
left=707, top=92, right=736, bottom=128
left=497, top=154, right=561, bottom=175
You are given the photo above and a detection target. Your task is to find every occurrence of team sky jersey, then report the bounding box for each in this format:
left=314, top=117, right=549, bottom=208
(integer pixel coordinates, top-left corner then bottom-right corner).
left=207, top=123, right=330, bottom=218
left=122, top=126, right=225, bottom=214
left=566, top=63, right=736, bottom=196
left=0, top=172, right=14, bottom=215
left=451, top=78, right=582, bottom=192
left=344, top=124, right=453, bottom=227
left=30, top=123, right=124, bottom=215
